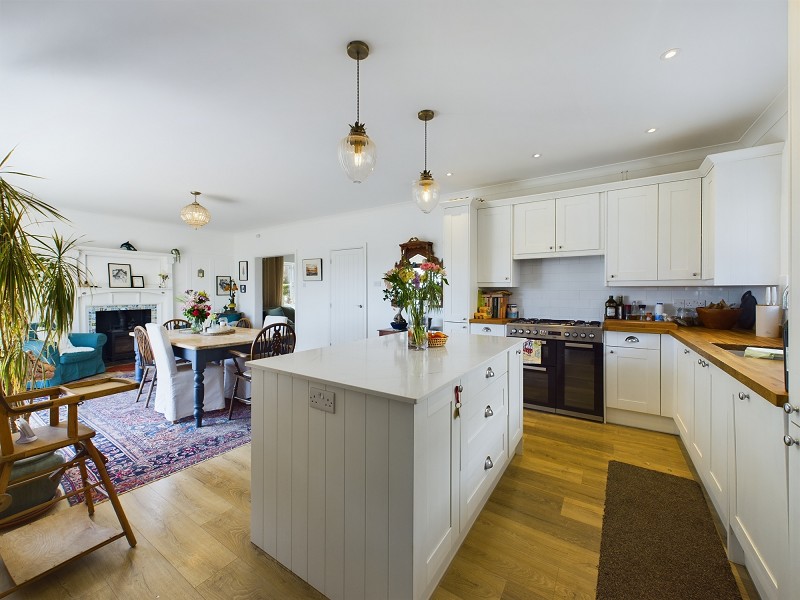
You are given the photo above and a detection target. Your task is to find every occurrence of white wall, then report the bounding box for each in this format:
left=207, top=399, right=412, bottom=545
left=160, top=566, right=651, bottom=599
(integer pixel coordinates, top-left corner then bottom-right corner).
left=233, top=201, right=442, bottom=350
left=30, top=207, right=237, bottom=318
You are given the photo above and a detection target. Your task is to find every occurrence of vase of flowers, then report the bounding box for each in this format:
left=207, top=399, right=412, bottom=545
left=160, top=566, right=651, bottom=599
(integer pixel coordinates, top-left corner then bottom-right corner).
left=179, top=289, right=212, bottom=333
left=158, top=271, right=169, bottom=288
left=383, top=261, right=447, bottom=350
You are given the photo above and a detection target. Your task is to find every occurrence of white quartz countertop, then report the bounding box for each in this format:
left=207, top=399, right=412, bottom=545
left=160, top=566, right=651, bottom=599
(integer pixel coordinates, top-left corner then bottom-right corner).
left=248, top=332, right=523, bottom=404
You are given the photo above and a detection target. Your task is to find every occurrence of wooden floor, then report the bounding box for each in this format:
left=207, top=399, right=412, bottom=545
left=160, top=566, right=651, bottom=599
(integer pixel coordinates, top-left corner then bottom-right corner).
left=0, top=411, right=757, bottom=600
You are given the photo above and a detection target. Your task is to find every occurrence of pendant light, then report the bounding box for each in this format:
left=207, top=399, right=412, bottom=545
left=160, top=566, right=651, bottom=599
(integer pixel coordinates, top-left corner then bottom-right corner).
left=338, top=40, right=376, bottom=183
left=412, top=109, right=440, bottom=213
left=180, top=191, right=211, bottom=229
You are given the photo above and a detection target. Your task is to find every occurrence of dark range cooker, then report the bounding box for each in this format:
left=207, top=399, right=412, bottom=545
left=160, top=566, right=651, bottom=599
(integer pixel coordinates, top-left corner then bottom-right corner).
left=506, top=318, right=604, bottom=421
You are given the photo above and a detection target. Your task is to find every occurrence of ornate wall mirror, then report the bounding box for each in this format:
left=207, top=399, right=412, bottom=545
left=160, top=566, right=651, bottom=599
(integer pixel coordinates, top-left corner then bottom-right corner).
left=396, top=237, right=442, bottom=269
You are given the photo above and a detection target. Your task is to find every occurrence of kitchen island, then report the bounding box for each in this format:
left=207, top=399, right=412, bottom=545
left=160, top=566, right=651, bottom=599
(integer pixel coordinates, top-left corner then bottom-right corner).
left=248, top=332, right=523, bottom=600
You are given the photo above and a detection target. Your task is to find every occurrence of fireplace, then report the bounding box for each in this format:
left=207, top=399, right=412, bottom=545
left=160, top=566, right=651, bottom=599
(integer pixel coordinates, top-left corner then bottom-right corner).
left=94, top=308, right=153, bottom=362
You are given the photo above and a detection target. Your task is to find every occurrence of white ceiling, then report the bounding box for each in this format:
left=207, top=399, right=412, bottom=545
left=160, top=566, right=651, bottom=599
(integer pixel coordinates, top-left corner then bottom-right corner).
left=0, top=0, right=788, bottom=231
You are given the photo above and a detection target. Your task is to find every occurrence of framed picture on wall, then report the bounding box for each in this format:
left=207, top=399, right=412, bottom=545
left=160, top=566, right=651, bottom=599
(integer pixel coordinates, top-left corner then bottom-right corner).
left=239, top=260, right=248, bottom=281
left=108, top=263, right=132, bottom=288
left=131, top=276, right=145, bottom=288
left=302, top=258, right=322, bottom=281
left=216, top=275, right=232, bottom=296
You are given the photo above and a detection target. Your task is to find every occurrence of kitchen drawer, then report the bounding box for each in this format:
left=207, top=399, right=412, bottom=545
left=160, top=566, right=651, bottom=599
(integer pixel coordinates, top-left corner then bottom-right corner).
left=469, top=323, right=506, bottom=337
left=605, top=330, right=660, bottom=350
left=463, top=376, right=507, bottom=443
left=461, top=408, right=507, bottom=528
left=465, top=354, right=508, bottom=397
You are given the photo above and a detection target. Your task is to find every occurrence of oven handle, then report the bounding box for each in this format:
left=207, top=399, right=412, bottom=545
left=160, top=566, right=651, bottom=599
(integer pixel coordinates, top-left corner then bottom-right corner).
left=523, top=365, right=547, bottom=372
left=565, top=342, right=595, bottom=349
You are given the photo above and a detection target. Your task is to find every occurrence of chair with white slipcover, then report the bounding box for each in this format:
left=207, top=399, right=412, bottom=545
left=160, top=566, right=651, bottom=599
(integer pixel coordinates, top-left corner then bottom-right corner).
left=145, top=323, right=225, bottom=422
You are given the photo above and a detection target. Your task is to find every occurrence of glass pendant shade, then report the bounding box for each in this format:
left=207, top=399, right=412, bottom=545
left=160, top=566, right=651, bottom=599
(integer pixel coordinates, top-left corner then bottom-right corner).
left=180, top=195, right=211, bottom=229
left=338, top=123, right=376, bottom=183
left=413, top=171, right=440, bottom=213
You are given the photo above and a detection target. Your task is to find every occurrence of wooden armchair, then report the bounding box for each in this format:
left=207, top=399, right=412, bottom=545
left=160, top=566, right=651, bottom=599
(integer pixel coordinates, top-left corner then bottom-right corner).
left=0, top=377, right=137, bottom=597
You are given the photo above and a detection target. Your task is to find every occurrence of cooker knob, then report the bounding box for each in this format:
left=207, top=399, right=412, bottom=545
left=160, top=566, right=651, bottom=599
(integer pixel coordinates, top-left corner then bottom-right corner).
left=525, top=329, right=532, bottom=334
left=580, top=333, right=587, bottom=338
left=588, top=333, right=595, bottom=339
left=510, top=328, right=517, bottom=334
left=564, top=332, right=570, bottom=337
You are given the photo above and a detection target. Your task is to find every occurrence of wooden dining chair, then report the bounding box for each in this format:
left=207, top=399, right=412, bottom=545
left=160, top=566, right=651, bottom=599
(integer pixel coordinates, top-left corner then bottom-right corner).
left=162, top=318, right=190, bottom=330
left=0, top=377, right=138, bottom=596
left=227, top=323, right=296, bottom=420
left=235, top=317, right=253, bottom=328
left=133, top=325, right=156, bottom=407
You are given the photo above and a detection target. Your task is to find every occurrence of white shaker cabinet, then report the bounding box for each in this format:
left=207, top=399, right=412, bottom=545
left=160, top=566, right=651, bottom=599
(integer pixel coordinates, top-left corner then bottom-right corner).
left=701, top=143, right=783, bottom=285
left=513, top=193, right=601, bottom=258
left=442, top=200, right=477, bottom=328
left=606, top=185, right=659, bottom=282
left=788, top=415, right=800, bottom=597
left=604, top=331, right=661, bottom=415
left=657, top=179, right=702, bottom=280
left=730, top=387, right=789, bottom=600
left=469, top=323, right=506, bottom=337
left=674, top=342, right=695, bottom=442
left=477, top=205, right=519, bottom=287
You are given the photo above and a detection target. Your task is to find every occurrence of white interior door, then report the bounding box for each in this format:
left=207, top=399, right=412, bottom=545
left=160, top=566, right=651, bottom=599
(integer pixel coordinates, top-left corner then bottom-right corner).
left=330, top=246, right=366, bottom=346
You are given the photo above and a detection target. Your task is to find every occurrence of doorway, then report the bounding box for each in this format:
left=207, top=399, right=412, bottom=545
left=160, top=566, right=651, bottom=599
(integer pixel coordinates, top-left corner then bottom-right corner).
left=329, top=246, right=366, bottom=345
left=259, top=254, right=296, bottom=327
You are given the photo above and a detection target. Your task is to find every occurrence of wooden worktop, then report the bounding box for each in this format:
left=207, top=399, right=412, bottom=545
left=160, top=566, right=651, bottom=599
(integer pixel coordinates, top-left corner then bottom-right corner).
left=605, top=320, right=787, bottom=406
left=468, top=318, right=513, bottom=324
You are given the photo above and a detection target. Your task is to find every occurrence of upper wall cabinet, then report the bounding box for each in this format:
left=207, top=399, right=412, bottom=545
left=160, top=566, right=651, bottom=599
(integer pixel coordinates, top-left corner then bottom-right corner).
left=701, top=143, right=783, bottom=285
left=606, top=179, right=701, bottom=284
left=477, top=205, right=519, bottom=287
left=443, top=200, right=477, bottom=325
left=513, top=192, right=602, bottom=259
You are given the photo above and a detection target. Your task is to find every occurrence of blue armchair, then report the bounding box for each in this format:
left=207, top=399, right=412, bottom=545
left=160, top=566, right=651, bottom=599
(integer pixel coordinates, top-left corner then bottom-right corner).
left=23, top=328, right=107, bottom=387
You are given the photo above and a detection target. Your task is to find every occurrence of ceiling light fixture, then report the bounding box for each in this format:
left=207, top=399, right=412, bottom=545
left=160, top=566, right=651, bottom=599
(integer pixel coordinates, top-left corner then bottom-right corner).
left=646, top=128, right=657, bottom=133
left=533, top=153, right=542, bottom=158
left=338, top=40, right=376, bottom=183
left=413, top=109, right=440, bottom=214
left=446, top=172, right=453, bottom=177
left=180, top=191, right=210, bottom=229
left=660, top=48, right=680, bottom=60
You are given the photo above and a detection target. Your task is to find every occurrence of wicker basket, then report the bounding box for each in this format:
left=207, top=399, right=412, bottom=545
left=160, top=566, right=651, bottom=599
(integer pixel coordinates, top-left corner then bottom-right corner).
left=427, top=334, right=448, bottom=348
left=696, top=307, right=742, bottom=330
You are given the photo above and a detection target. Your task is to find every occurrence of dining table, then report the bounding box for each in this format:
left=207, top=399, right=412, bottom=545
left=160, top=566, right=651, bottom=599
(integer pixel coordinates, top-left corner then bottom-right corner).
left=165, top=327, right=261, bottom=427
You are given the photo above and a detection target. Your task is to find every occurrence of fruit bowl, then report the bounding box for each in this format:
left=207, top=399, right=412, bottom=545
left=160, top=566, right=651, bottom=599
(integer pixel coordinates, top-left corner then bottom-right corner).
left=696, top=307, right=742, bottom=330
left=427, top=332, right=448, bottom=347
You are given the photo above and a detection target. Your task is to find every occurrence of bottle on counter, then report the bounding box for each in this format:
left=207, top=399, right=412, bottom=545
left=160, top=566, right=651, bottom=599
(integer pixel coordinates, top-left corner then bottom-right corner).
left=605, top=295, right=618, bottom=319
left=655, top=302, right=664, bottom=321
left=616, top=296, right=625, bottom=319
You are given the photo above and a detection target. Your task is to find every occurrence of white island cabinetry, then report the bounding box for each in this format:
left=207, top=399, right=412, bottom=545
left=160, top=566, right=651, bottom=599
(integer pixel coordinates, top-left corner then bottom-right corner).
left=248, top=333, right=523, bottom=600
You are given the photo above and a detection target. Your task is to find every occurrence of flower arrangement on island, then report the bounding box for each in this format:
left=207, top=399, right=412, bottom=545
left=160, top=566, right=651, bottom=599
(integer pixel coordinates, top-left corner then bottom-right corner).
left=382, top=261, right=447, bottom=349
left=179, top=289, right=212, bottom=332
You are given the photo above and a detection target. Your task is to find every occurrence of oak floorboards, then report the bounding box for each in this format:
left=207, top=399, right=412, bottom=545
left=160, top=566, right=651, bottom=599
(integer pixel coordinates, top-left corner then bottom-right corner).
left=0, top=410, right=756, bottom=600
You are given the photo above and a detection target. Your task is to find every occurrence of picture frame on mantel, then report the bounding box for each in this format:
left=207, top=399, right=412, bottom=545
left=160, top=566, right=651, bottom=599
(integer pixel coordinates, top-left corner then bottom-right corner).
left=108, top=263, right=132, bottom=288
left=239, top=260, right=248, bottom=281
left=302, top=258, right=322, bottom=281
left=131, top=276, right=144, bottom=288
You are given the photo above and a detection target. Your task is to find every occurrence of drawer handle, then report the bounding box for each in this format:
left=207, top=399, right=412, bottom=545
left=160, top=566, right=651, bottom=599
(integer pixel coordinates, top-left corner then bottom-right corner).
left=483, top=327, right=491, bottom=332
left=484, top=405, right=494, bottom=418
left=784, top=435, right=798, bottom=447
left=684, top=349, right=690, bottom=355
left=486, top=367, right=495, bottom=378
left=784, top=403, right=799, bottom=415
left=484, top=456, right=494, bottom=471
left=625, top=336, right=639, bottom=343
left=738, top=391, right=750, bottom=401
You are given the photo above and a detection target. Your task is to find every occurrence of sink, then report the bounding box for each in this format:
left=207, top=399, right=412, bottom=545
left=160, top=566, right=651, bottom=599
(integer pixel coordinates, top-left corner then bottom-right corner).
left=711, top=343, right=750, bottom=358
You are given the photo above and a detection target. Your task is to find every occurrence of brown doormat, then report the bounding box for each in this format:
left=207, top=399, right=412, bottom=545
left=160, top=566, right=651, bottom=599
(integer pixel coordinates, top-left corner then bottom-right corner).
left=596, top=461, right=742, bottom=600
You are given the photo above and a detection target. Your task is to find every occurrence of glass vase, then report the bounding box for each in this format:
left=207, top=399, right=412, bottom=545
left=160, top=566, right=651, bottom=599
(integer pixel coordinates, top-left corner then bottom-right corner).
left=190, top=318, right=204, bottom=334
left=407, top=304, right=427, bottom=350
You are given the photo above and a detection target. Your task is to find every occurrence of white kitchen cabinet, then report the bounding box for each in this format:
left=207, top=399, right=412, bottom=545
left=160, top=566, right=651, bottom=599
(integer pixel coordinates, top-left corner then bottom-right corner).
left=788, top=416, right=800, bottom=597
left=605, top=332, right=661, bottom=415
left=469, top=323, right=505, bottom=337
left=674, top=342, right=695, bottom=442
left=730, top=387, right=789, bottom=600
left=690, top=354, right=712, bottom=472
left=477, top=205, right=519, bottom=286
left=657, top=179, right=702, bottom=280
left=606, top=185, right=659, bottom=282
left=513, top=192, right=602, bottom=258
left=442, top=200, right=477, bottom=328
left=701, top=143, right=783, bottom=285
left=706, top=365, right=734, bottom=525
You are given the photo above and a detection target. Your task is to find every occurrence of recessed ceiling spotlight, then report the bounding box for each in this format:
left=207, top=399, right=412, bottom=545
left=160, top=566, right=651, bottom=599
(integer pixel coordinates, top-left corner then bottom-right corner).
left=660, top=48, right=680, bottom=60
left=532, top=153, right=542, bottom=158
left=646, top=128, right=657, bottom=134
left=446, top=172, right=453, bottom=177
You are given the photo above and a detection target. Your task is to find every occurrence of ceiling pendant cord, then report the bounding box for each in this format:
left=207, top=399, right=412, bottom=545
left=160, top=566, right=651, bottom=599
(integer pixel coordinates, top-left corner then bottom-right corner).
left=424, top=117, right=428, bottom=172
left=356, top=54, right=360, bottom=124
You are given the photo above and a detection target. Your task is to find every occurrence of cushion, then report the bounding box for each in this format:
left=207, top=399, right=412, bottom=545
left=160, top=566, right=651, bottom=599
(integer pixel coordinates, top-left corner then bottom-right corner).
left=266, top=307, right=286, bottom=317
left=58, top=334, right=93, bottom=355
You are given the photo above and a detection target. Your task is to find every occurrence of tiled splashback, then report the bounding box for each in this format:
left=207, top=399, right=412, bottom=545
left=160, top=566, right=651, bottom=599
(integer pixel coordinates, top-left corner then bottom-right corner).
left=504, top=255, right=759, bottom=321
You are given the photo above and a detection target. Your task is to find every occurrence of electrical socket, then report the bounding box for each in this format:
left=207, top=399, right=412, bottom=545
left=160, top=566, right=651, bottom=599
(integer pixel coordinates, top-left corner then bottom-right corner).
left=309, top=387, right=335, bottom=414
left=678, top=299, right=704, bottom=309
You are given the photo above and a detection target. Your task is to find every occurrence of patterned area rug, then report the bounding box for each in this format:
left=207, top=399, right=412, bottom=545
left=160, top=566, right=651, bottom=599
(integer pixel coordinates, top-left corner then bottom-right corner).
left=31, top=373, right=251, bottom=505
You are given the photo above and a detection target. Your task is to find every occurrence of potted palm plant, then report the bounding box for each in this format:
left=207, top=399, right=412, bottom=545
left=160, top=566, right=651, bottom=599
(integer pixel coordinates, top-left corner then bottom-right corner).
left=0, top=149, right=80, bottom=395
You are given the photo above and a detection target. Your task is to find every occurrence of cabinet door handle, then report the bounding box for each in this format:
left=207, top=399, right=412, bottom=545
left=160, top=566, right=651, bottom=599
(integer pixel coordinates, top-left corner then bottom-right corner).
left=453, top=385, right=463, bottom=419
left=738, top=391, right=750, bottom=400
left=558, top=245, right=563, bottom=249
left=609, top=350, right=614, bottom=354
left=698, top=358, right=703, bottom=365
left=610, top=274, right=615, bottom=278
left=483, top=327, right=491, bottom=332
left=784, top=435, right=798, bottom=447
left=549, top=246, right=554, bottom=250
left=684, top=349, right=690, bottom=355
left=484, top=456, right=494, bottom=470
left=484, top=405, right=494, bottom=418
left=784, top=403, right=799, bottom=415
left=624, top=336, right=639, bottom=343
left=486, top=367, right=495, bottom=378
left=692, top=273, right=698, bottom=277
left=504, top=276, right=509, bottom=280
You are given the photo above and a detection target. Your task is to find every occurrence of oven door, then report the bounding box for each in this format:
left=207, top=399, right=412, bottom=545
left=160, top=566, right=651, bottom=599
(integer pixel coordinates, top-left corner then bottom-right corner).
left=559, top=341, right=604, bottom=420
left=521, top=339, right=557, bottom=411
